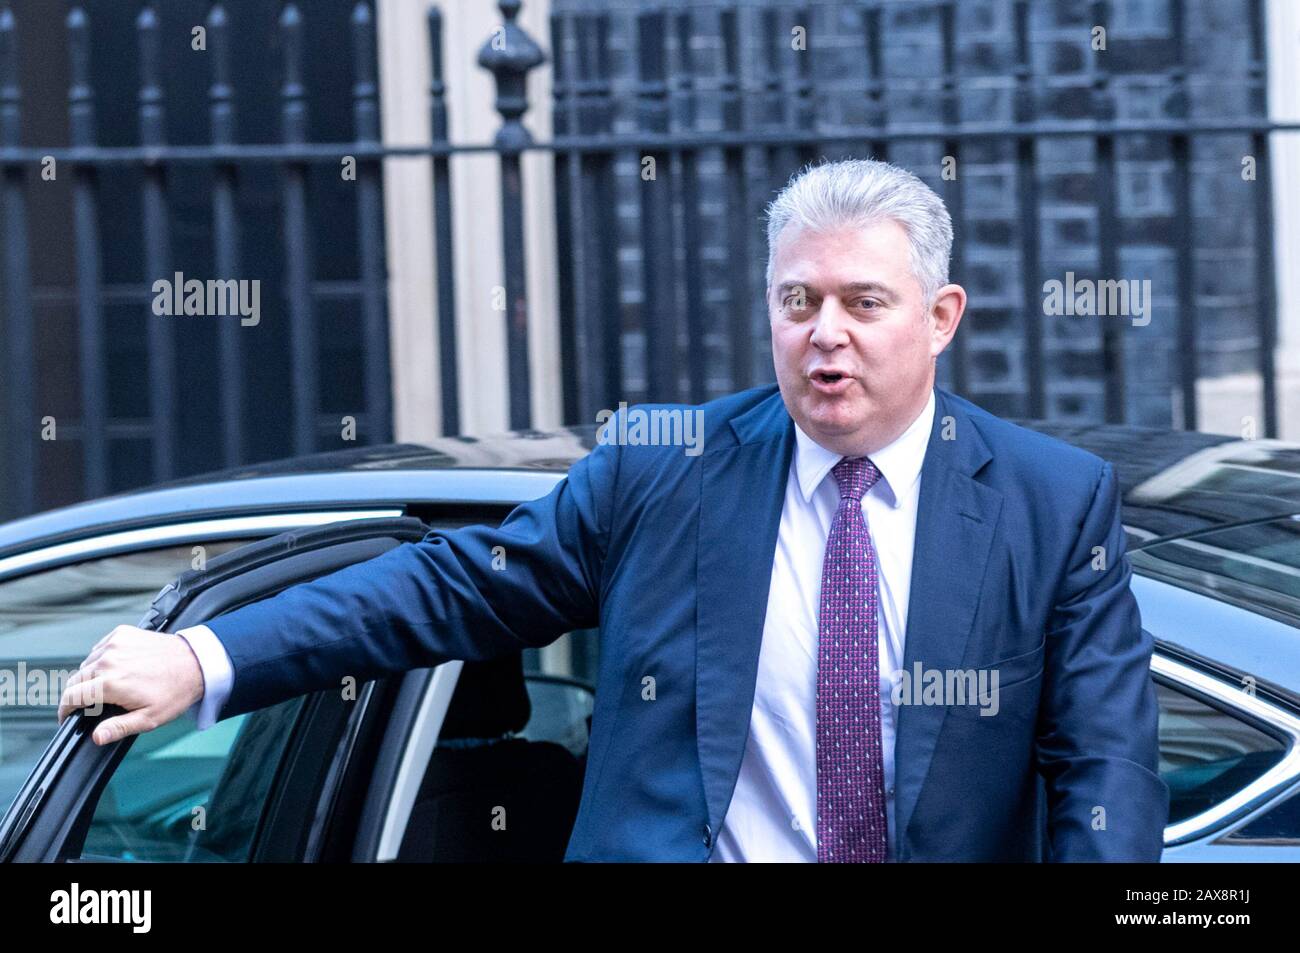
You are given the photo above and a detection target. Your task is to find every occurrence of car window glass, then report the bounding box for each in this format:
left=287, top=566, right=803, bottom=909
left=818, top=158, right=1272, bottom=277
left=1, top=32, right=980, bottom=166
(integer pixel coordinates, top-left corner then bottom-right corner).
left=1157, top=681, right=1287, bottom=825
left=79, top=697, right=306, bottom=862
left=0, top=540, right=253, bottom=815
left=518, top=676, right=595, bottom=758
left=523, top=627, right=598, bottom=686
left=1222, top=788, right=1300, bottom=843
left=1132, top=518, right=1300, bottom=623
left=522, top=629, right=597, bottom=754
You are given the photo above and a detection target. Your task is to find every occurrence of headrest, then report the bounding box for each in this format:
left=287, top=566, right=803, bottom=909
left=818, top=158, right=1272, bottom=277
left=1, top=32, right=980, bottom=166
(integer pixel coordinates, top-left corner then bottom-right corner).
left=438, top=653, right=532, bottom=740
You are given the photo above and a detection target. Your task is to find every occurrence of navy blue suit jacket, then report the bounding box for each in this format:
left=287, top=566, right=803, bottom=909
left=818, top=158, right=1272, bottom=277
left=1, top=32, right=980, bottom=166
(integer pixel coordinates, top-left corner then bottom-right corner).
left=206, top=384, right=1169, bottom=861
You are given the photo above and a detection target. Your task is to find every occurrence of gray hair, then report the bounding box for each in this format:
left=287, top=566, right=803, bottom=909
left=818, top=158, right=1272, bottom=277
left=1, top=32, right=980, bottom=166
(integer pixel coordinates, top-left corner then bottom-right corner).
left=764, top=158, right=953, bottom=306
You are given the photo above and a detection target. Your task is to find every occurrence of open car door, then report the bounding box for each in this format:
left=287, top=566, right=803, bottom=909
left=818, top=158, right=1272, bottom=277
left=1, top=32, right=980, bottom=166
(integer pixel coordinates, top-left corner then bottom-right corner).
left=0, top=516, right=435, bottom=863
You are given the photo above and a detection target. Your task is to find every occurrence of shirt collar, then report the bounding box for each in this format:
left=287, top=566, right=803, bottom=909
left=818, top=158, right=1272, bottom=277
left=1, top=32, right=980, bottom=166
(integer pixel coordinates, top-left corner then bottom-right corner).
left=792, top=387, right=936, bottom=508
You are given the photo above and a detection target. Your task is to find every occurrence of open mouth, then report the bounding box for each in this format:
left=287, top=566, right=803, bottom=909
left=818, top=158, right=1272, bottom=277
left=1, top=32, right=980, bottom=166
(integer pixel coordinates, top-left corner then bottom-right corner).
left=809, top=370, right=854, bottom=393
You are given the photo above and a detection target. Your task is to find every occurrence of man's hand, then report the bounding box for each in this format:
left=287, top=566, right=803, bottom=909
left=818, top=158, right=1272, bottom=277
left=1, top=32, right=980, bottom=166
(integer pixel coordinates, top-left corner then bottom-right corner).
left=58, top=626, right=205, bottom=745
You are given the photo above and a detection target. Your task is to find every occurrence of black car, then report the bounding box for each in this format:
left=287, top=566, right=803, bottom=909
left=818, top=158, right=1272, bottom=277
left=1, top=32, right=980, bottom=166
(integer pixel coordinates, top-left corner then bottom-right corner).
left=0, top=421, right=1298, bottom=862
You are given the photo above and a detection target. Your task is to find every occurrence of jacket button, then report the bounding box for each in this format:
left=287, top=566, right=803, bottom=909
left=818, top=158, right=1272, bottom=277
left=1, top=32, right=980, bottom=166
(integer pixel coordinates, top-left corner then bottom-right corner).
left=702, top=823, right=713, bottom=848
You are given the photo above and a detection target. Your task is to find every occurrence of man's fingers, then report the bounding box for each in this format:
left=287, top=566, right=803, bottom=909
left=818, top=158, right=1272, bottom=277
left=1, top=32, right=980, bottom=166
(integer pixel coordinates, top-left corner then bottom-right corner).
left=58, top=675, right=106, bottom=723
left=78, top=624, right=135, bottom=673
left=79, top=642, right=111, bottom=671
left=81, top=627, right=123, bottom=663
left=92, top=710, right=155, bottom=746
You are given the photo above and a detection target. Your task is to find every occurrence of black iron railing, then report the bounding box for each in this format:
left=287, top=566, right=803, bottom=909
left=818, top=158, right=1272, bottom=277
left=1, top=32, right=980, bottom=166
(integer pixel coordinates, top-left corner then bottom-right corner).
left=0, top=0, right=1296, bottom=521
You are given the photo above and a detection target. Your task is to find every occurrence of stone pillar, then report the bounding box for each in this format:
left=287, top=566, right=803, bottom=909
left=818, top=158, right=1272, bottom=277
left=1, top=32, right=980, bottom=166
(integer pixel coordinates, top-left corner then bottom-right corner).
left=376, top=0, right=559, bottom=440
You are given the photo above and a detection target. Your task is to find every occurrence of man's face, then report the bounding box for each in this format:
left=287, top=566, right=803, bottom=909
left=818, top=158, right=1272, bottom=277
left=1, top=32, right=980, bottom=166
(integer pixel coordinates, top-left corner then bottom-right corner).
left=768, top=219, right=963, bottom=456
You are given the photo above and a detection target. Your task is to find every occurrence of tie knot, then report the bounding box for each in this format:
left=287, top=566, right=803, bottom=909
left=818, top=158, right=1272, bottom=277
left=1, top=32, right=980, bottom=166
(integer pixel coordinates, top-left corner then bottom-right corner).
left=831, top=456, right=881, bottom=503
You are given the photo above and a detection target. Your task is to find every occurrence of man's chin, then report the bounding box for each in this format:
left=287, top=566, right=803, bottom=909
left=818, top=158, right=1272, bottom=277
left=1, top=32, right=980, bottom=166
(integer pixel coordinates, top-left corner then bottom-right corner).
left=801, top=396, right=868, bottom=436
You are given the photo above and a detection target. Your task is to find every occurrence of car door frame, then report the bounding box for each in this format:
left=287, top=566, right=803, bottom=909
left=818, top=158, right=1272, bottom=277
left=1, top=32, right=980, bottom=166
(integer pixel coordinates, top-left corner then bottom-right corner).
left=0, top=516, right=437, bottom=863
left=1153, top=645, right=1300, bottom=857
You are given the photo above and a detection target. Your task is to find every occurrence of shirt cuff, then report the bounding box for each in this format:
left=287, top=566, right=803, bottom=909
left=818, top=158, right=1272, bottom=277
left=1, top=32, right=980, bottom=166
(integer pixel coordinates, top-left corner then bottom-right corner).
left=175, top=624, right=234, bottom=731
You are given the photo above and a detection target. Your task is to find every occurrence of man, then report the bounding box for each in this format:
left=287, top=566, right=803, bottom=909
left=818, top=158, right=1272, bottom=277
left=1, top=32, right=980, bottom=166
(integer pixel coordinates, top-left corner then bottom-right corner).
left=60, top=158, right=1168, bottom=862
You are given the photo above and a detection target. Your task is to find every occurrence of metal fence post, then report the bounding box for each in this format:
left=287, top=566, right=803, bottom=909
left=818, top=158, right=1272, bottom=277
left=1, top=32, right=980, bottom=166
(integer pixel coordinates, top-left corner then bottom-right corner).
left=428, top=5, right=460, bottom=436
left=208, top=2, right=244, bottom=467
left=67, top=4, right=108, bottom=499
left=280, top=2, right=319, bottom=455
left=137, top=4, right=176, bottom=480
left=0, top=6, right=34, bottom=518
left=351, top=1, right=391, bottom=445
left=478, top=0, right=544, bottom=430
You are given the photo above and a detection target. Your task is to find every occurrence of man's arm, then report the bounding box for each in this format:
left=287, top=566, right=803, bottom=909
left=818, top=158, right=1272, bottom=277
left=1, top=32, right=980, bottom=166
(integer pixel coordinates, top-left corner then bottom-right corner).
left=1035, top=460, right=1170, bottom=861
left=61, top=436, right=619, bottom=742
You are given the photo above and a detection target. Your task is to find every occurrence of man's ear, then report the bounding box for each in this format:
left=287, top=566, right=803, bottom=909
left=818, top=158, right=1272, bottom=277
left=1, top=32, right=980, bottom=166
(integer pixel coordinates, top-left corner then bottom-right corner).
left=928, top=283, right=967, bottom=358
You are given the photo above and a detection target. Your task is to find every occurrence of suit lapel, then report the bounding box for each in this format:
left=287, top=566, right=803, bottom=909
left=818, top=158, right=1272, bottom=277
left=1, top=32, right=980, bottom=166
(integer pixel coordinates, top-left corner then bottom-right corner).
left=893, top=389, right=1003, bottom=857
left=696, top=389, right=794, bottom=838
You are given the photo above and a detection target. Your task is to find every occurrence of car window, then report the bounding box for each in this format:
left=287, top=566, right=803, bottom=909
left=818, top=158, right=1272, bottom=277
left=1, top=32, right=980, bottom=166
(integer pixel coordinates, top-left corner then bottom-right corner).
left=1222, top=786, right=1300, bottom=843
left=517, top=675, right=595, bottom=758
left=0, top=540, right=254, bottom=816
left=79, top=697, right=306, bottom=862
left=1157, top=680, right=1288, bottom=825
left=522, top=627, right=598, bottom=686
left=1131, top=518, right=1300, bottom=625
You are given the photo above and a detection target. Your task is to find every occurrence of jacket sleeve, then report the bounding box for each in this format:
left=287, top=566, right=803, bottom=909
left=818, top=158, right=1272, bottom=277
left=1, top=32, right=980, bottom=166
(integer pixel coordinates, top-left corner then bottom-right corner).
left=1036, top=460, right=1170, bottom=861
left=205, top=438, right=619, bottom=721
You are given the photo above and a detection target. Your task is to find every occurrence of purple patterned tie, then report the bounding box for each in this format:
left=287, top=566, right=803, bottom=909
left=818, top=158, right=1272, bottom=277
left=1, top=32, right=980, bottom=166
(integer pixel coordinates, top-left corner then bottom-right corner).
left=816, top=455, right=889, bottom=863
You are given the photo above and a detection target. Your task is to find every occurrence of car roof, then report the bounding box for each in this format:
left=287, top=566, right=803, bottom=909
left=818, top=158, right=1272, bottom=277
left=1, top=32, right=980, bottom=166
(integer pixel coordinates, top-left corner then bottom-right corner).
left=1004, top=419, right=1296, bottom=543
left=0, top=430, right=595, bottom=561
left=3, top=419, right=1298, bottom=561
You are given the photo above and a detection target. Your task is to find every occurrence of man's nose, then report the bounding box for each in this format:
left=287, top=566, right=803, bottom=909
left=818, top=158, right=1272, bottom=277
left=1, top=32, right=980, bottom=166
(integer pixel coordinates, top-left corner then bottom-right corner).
left=809, top=298, right=852, bottom=349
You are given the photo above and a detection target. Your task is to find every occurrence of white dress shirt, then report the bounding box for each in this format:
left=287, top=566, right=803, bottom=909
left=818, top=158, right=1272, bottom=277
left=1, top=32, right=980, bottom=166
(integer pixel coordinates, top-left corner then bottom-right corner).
left=179, top=389, right=936, bottom=864
left=709, top=388, right=934, bottom=862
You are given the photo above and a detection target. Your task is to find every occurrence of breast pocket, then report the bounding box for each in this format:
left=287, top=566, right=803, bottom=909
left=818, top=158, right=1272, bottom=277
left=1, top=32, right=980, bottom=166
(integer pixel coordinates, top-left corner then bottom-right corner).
left=978, top=637, right=1046, bottom=690
left=945, top=637, right=1046, bottom=722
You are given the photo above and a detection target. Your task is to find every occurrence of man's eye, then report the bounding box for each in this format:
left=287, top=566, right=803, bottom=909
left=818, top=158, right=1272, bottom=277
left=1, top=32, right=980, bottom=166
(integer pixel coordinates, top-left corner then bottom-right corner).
left=855, top=298, right=880, bottom=309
